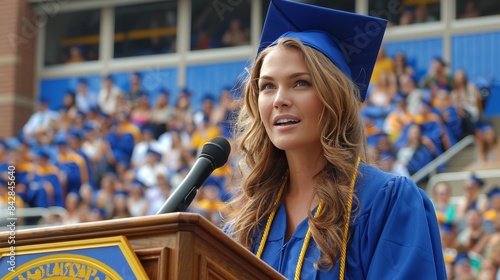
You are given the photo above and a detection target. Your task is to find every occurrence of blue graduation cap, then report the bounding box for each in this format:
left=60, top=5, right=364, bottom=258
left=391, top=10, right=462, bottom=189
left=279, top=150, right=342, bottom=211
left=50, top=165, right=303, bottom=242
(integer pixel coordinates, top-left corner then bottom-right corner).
left=258, top=0, right=387, bottom=102
left=452, top=253, right=470, bottom=266
left=487, top=187, right=500, bottom=199
left=469, top=173, right=484, bottom=188
left=439, top=222, right=455, bottom=233
left=146, top=148, right=162, bottom=158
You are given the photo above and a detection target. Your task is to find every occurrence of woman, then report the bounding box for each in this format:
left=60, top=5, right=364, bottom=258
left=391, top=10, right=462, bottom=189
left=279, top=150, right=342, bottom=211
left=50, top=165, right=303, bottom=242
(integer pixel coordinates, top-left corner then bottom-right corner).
left=225, top=0, right=446, bottom=279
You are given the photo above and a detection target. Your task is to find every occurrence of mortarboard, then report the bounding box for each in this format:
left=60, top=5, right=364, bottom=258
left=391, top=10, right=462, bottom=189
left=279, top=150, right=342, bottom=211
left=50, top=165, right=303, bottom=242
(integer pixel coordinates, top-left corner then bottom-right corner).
left=258, top=0, right=387, bottom=102
left=452, top=253, right=469, bottom=266
left=146, top=148, right=162, bottom=158
left=439, top=222, right=455, bottom=233
left=33, top=148, right=51, bottom=159
left=487, top=187, right=500, bottom=199
left=54, top=137, right=68, bottom=146
left=469, top=173, right=484, bottom=187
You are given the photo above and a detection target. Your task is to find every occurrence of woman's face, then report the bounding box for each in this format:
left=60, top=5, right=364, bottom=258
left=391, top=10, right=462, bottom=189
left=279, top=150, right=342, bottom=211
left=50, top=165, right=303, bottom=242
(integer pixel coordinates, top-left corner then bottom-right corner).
left=257, top=46, right=324, bottom=152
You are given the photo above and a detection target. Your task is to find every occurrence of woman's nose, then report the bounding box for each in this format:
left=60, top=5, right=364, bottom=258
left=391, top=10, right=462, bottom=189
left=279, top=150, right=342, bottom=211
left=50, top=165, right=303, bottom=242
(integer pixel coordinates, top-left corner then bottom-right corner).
left=273, top=87, right=291, bottom=108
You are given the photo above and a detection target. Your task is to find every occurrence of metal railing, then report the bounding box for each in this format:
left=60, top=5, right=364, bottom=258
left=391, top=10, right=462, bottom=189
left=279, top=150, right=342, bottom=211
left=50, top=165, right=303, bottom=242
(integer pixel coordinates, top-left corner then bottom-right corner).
left=410, top=135, right=476, bottom=186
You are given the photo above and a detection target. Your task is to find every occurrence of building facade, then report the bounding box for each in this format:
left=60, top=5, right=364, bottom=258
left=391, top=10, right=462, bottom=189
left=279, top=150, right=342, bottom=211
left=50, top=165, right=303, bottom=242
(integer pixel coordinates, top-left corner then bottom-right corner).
left=1, top=0, right=499, bottom=138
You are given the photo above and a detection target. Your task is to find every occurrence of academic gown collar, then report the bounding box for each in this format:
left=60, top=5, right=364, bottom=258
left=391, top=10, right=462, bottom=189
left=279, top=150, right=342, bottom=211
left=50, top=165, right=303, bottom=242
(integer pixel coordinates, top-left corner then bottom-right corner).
left=267, top=202, right=321, bottom=242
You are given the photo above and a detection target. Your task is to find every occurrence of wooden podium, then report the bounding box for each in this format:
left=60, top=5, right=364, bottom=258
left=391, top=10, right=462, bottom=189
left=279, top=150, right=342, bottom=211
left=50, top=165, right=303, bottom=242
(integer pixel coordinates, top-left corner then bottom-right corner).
left=0, top=213, right=285, bottom=279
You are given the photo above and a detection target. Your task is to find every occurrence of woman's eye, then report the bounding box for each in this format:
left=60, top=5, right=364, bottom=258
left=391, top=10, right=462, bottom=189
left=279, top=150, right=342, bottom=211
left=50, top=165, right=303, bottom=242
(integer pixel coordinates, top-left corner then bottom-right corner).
left=259, top=84, right=274, bottom=91
left=295, top=80, right=311, bottom=87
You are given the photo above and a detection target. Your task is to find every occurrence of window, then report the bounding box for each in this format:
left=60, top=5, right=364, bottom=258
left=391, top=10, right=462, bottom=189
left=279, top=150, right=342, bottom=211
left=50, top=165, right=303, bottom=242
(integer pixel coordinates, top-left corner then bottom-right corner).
left=191, top=0, right=251, bottom=50
left=456, top=0, right=500, bottom=19
left=368, top=0, right=440, bottom=27
left=44, top=9, right=101, bottom=66
left=114, top=1, right=178, bottom=58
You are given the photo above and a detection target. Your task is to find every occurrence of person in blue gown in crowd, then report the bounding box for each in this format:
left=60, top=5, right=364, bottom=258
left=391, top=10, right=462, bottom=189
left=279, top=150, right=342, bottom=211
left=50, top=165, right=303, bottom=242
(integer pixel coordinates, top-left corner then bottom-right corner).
left=224, top=0, right=446, bottom=279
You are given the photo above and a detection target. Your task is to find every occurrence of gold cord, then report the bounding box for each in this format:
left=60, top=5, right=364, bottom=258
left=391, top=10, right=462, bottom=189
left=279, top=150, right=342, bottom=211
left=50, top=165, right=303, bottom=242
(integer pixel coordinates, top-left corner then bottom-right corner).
left=256, top=158, right=360, bottom=280
left=339, top=157, right=361, bottom=279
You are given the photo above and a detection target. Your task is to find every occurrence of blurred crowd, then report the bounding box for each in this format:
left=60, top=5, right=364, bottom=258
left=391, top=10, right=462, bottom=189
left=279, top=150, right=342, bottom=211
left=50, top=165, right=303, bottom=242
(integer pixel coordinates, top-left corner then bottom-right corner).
left=0, top=45, right=499, bottom=279
left=434, top=175, right=500, bottom=280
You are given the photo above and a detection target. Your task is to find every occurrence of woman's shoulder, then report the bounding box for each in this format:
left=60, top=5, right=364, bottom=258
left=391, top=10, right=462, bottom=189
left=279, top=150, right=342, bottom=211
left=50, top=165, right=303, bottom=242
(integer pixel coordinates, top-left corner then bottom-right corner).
left=356, top=163, right=427, bottom=215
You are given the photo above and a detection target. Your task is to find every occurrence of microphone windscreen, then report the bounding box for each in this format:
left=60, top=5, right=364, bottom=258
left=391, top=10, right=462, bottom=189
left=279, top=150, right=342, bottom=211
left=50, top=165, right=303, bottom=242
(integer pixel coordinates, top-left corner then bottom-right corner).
left=200, top=136, right=231, bottom=168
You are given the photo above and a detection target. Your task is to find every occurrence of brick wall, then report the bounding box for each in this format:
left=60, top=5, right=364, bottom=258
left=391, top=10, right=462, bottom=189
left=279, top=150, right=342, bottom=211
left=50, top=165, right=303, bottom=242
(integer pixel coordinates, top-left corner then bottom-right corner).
left=0, top=0, right=36, bottom=138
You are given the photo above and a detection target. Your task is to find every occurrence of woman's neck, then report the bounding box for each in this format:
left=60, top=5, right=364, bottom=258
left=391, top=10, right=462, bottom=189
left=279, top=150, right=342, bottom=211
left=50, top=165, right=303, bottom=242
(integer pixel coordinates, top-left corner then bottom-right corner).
left=285, top=148, right=326, bottom=197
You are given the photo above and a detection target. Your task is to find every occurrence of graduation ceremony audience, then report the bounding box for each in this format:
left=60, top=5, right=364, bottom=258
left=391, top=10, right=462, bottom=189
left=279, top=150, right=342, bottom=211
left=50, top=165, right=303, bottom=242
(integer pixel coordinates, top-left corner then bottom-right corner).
left=1, top=44, right=499, bottom=279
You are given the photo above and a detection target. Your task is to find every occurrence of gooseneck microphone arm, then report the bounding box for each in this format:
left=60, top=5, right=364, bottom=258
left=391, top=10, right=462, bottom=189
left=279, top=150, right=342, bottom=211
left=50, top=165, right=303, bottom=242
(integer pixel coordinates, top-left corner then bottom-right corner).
left=156, top=136, right=231, bottom=214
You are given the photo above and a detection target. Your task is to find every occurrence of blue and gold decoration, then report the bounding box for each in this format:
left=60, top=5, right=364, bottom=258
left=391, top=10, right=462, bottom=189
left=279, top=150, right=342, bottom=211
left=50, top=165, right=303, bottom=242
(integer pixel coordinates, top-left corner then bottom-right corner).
left=0, top=236, right=149, bottom=279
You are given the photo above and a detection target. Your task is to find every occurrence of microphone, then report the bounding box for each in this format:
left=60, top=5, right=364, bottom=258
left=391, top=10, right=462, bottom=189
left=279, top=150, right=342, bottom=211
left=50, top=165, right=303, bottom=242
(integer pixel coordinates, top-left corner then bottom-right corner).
left=156, top=136, right=231, bottom=214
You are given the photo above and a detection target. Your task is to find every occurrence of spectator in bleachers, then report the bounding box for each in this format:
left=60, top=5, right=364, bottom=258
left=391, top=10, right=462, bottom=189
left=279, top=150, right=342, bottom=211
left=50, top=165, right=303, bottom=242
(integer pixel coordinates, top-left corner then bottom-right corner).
left=146, top=173, right=172, bottom=215
left=191, top=115, right=221, bottom=156
left=81, top=128, right=116, bottom=188
left=130, top=96, right=151, bottom=129
left=420, top=57, right=453, bottom=90
left=61, top=192, right=81, bottom=225
left=78, top=183, right=96, bottom=222
left=475, top=123, right=500, bottom=167
left=221, top=17, right=249, bottom=47
left=194, top=94, right=215, bottom=128
left=484, top=187, right=500, bottom=227
left=131, top=127, right=162, bottom=168
left=211, top=87, right=242, bottom=139
left=22, top=98, right=59, bottom=144
left=458, top=209, right=491, bottom=255
left=126, top=180, right=148, bottom=217
left=30, top=149, right=64, bottom=208
left=54, top=137, right=89, bottom=195
left=67, top=131, right=93, bottom=187
left=136, top=148, right=167, bottom=189
left=456, top=174, right=488, bottom=220
left=161, top=130, right=192, bottom=173
left=393, top=51, right=415, bottom=80
left=148, top=89, right=174, bottom=139
left=370, top=46, right=394, bottom=85
left=98, top=75, right=123, bottom=117
left=440, top=222, right=461, bottom=258
left=383, top=93, right=414, bottom=142
left=59, top=91, right=78, bottom=119
left=158, top=118, right=191, bottom=152
left=458, top=0, right=481, bottom=19
left=399, top=74, right=428, bottom=116
left=414, top=98, right=452, bottom=155
left=478, top=257, right=497, bottom=280
left=393, top=123, right=436, bottom=177
left=433, top=88, right=463, bottom=144
left=110, top=192, right=131, bottom=219
left=95, top=172, right=117, bottom=216
left=123, top=72, right=147, bottom=110
left=190, top=178, right=225, bottom=227
left=413, top=5, right=437, bottom=23
left=84, top=106, right=101, bottom=131
left=174, top=89, right=195, bottom=129
left=434, top=182, right=457, bottom=225
left=367, top=71, right=397, bottom=110
left=451, top=253, right=475, bottom=280
left=450, top=69, right=481, bottom=134
left=75, top=78, right=98, bottom=114
left=65, top=46, right=85, bottom=64
left=399, top=6, right=414, bottom=25
left=108, top=111, right=141, bottom=178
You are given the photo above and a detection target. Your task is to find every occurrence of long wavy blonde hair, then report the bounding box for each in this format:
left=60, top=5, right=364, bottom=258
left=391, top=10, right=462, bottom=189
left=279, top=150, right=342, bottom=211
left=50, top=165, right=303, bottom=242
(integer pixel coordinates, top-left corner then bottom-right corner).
left=227, top=38, right=367, bottom=270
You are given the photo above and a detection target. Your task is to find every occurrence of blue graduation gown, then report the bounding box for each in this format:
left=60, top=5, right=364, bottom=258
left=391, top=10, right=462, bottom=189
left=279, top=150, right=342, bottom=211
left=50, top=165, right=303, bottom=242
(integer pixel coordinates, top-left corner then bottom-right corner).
left=253, top=163, right=446, bottom=279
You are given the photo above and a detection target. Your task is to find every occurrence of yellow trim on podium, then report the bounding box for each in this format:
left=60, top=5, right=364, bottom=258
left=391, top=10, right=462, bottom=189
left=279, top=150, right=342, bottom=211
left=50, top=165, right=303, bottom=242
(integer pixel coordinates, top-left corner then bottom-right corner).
left=0, top=236, right=149, bottom=279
